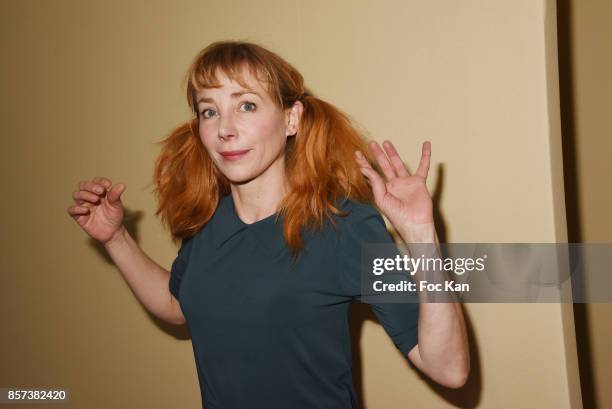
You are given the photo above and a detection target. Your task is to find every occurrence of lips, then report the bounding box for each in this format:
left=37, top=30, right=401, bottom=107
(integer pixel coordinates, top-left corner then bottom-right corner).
left=219, top=149, right=251, bottom=160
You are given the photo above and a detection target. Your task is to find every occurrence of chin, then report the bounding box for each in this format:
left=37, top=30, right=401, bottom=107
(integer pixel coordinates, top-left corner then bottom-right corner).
left=219, top=167, right=259, bottom=185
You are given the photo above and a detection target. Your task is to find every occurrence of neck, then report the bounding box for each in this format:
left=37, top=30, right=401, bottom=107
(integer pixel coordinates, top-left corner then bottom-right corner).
left=230, top=154, right=289, bottom=225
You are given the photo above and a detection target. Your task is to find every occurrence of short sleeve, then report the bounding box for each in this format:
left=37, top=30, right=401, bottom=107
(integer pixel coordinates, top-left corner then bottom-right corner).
left=169, top=236, right=195, bottom=300
left=338, top=204, right=420, bottom=357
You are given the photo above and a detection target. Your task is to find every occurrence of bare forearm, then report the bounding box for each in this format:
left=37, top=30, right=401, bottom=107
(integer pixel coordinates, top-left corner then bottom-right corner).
left=103, top=226, right=184, bottom=325
left=416, top=297, right=469, bottom=386
left=398, top=224, right=470, bottom=387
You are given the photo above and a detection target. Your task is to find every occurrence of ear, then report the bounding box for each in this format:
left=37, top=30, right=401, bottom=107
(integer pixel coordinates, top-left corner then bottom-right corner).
left=285, top=101, right=304, bottom=137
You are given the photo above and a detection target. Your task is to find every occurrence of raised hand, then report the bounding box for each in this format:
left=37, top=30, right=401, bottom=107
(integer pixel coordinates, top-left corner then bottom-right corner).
left=355, top=140, right=434, bottom=238
left=67, top=176, right=127, bottom=244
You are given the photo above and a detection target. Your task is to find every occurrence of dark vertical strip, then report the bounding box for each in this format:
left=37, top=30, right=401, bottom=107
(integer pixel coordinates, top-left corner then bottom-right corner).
left=556, top=0, right=596, bottom=407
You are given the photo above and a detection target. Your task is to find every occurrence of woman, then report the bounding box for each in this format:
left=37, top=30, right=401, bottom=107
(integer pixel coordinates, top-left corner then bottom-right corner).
left=67, top=41, right=469, bottom=408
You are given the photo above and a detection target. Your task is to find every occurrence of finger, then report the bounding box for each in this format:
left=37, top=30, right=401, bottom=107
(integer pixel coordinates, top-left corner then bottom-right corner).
left=415, top=141, right=431, bottom=179
left=354, top=150, right=370, bottom=167
left=358, top=164, right=386, bottom=200
left=92, top=176, right=113, bottom=190
left=355, top=149, right=376, bottom=171
left=367, top=141, right=397, bottom=181
left=72, top=190, right=101, bottom=205
left=355, top=150, right=384, bottom=183
left=67, top=205, right=90, bottom=216
left=107, top=183, right=126, bottom=204
left=78, top=180, right=106, bottom=195
left=382, top=140, right=410, bottom=177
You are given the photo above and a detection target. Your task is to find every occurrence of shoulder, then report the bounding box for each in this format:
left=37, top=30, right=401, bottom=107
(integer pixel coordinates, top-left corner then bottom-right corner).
left=332, top=198, right=396, bottom=292
left=335, top=197, right=385, bottom=226
left=332, top=197, right=392, bottom=244
left=176, top=232, right=199, bottom=260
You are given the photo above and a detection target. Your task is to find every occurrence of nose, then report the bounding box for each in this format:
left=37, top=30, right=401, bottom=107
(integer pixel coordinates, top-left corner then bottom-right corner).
left=218, top=111, right=237, bottom=141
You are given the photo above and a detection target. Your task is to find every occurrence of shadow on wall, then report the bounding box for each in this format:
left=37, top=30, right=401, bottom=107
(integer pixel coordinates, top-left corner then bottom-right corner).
left=350, top=302, right=481, bottom=409
left=556, top=0, right=597, bottom=408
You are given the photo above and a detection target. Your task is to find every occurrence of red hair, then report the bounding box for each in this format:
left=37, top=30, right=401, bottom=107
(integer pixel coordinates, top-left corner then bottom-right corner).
left=153, top=41, right=379, bottom=260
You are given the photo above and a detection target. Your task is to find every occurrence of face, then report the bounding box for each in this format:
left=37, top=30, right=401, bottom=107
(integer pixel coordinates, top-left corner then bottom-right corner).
left=195, top=69, right=301, bottom=185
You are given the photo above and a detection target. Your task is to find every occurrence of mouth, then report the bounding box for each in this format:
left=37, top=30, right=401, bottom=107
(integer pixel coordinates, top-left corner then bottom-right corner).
left=219, top=149, right=251, bottom=161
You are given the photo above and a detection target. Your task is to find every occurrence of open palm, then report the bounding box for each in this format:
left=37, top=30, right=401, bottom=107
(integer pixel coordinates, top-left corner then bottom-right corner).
left=355, top=140, right=434, bottom=230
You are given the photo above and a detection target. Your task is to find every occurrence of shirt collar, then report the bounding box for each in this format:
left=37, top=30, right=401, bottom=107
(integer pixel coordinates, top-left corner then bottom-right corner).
left=212, top=193, right=285, bottom=251
left=210, top=193, right=352, bottom=253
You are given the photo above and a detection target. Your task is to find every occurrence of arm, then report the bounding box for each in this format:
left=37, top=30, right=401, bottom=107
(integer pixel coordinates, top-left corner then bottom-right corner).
left=104, top=225, right=186, bottom=325
left=355, top=140, right=470, bottom=388
left=67, top=177, right=185, bottom=325
left=401, top=226, right=469, bottom=388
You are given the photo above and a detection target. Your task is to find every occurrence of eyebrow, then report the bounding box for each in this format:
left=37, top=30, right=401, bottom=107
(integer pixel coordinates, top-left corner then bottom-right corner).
left=196, top=91, right=262, bottom=105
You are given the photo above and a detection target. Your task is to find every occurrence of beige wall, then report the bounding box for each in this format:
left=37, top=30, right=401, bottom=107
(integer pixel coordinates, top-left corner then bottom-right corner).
left=561, top=0, right=612, bottom=408
left=0, top=1, right=580, bottom=408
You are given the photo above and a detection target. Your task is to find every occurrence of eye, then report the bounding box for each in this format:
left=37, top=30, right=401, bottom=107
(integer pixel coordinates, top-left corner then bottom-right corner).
left=200, top=108, right=216, bottom=119
left=240, top=101, right=257, bottom=112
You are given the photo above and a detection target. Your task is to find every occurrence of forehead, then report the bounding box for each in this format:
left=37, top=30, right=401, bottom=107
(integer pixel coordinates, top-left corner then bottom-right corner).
left=194, top=67, right=271, bottom=98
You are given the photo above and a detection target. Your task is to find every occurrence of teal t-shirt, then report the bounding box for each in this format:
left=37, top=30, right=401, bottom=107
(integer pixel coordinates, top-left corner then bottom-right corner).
left=169, top=193, right=419, bottom=409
